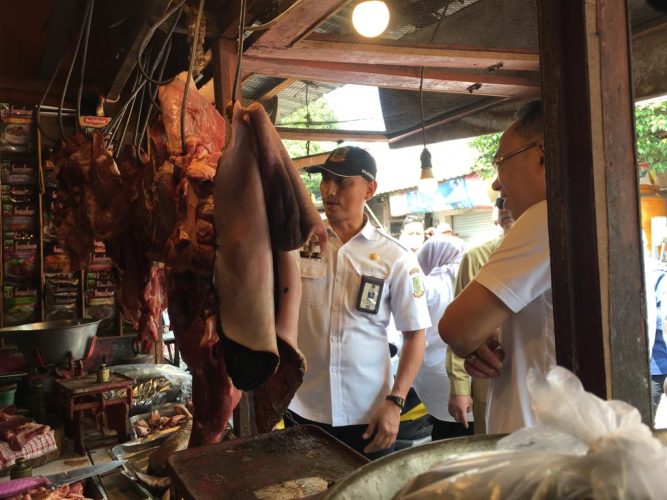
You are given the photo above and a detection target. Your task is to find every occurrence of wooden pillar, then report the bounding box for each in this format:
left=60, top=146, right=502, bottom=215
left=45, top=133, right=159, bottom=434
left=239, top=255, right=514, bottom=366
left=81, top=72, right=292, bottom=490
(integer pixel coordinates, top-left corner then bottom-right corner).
left=212, top=38, right=238, bottom=116
left=537, top=0, right=650, bottom=420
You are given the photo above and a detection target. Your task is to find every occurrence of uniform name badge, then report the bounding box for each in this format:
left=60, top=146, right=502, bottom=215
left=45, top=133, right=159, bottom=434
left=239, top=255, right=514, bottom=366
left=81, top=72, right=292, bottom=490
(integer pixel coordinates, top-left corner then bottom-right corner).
left=356, top=275, right=384, bottom=314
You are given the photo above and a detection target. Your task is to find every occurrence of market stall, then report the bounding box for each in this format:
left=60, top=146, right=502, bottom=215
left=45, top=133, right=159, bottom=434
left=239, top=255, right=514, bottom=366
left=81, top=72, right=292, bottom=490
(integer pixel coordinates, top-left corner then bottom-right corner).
left=0, top=0, right=666, bottom=498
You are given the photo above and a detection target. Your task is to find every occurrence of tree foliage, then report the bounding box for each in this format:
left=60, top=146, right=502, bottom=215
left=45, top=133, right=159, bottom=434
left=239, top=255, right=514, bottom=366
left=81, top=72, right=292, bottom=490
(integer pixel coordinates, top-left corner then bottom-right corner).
left=469, top=132, right=501, bottom=180
left=635, top=101, right=667, bottom=173
left=279, top=97, right=339, bottom=200
left=469, top=101, right=667, bottom=177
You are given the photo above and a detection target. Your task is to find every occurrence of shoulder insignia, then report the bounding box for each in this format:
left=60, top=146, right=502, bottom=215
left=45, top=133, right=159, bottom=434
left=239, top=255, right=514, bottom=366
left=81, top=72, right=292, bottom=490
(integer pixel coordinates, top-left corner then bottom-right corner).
left=409, top=268, right=425, bottom=298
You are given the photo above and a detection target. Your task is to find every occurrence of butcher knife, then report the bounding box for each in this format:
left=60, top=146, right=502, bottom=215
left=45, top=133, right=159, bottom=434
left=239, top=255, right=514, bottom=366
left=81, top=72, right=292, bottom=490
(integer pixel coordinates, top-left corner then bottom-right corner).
left=0, top=460, right=125, bottom=499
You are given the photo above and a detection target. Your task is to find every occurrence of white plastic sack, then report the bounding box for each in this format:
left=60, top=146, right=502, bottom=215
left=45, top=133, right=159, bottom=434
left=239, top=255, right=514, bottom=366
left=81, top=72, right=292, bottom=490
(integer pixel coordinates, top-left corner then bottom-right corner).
left=396, top=366, right=667, bottom=499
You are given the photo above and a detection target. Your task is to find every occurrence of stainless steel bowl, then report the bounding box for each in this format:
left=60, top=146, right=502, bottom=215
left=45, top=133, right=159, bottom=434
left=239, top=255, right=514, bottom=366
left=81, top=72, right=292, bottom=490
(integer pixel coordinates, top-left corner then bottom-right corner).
left=325, top=434, right=504, bottom=499
left=0, top=318, right=101, bottom=366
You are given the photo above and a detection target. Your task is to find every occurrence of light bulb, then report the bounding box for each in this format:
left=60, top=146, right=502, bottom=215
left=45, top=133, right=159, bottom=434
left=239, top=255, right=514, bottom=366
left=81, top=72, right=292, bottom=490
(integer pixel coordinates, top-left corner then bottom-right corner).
left=419, top=175, right=438, bottom=194
left=418, top=148, right=438, bottom=194
left=352, top=1, right=390, bottom=38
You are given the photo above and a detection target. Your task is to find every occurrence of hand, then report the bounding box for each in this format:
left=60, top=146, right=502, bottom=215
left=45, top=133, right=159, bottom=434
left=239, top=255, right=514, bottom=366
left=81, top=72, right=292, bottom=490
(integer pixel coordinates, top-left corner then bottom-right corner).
left=448, top=394, right=473, bottom=428
left=362, top=400, right=401, bottom=453
left=464, top=333, right=505, bottom=378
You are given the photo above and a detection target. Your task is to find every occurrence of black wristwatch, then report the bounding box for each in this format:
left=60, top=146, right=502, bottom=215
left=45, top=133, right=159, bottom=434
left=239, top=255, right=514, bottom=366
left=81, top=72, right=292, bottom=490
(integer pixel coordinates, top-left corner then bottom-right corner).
left=386, top=395, right=405, bottom=410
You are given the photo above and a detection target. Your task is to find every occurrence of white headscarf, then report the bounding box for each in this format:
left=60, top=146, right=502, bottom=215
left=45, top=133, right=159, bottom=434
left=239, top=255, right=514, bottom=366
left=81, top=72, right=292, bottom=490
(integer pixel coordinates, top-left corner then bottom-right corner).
left=417, top=234, right=467, bottom=281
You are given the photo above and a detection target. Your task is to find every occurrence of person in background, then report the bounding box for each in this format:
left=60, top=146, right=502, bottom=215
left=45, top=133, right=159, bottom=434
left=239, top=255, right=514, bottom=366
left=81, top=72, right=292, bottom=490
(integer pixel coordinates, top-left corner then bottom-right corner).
left=440, top=100, right=554, bottom=434
left=288, top=146, right=430, bottom=459
left=425, top=227, right=437, bottom=239
left=413, top=234, right=471, bottom=439
left=400, top=216, right=426, bottom=253
left=436, top=222, right=455, bottom=237
left=446, top=203, right=515, bottom=434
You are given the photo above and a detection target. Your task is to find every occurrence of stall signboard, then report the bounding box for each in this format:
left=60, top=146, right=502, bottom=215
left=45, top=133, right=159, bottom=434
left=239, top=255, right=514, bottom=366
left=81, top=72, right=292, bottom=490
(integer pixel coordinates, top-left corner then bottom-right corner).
left=389, top=173, right=492, bottom=216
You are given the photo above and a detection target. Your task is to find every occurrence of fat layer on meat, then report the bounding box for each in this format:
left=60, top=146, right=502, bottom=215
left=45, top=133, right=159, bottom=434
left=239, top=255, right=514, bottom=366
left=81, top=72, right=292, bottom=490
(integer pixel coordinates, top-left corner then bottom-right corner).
left=214, top=101, right=279, bottom=390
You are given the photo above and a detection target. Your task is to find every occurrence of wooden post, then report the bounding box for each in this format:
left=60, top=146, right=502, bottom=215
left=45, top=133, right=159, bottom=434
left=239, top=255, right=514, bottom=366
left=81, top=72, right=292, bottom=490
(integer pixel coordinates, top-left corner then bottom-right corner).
left=537, top=0, right=650, bottom=420
left=212, top=38, right=238, bottom=116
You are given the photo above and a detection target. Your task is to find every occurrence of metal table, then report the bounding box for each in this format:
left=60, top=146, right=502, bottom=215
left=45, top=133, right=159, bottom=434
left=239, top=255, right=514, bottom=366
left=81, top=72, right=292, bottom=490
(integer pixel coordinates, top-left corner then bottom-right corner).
left=166, top=425, right=369, bottom=499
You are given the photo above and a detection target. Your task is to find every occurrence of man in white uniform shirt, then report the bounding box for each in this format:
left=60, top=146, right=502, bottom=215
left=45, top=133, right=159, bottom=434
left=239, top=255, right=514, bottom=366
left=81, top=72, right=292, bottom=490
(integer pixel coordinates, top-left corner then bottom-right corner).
left=288, top=146, right=430, bottom=459
left=439, top=100, right=555, bottom=434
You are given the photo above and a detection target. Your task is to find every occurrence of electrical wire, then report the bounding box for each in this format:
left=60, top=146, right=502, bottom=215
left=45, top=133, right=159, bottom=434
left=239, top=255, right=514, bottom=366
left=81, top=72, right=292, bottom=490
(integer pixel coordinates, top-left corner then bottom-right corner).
left=243, top=0, right=305, bottom=31
left=76, top=0, right=95, bottom=136
left=58, top=0, right=92, bottom=139
left=232, top=0, right=247, bottom=105
left=138, top=38, right=173, bottom=150
left=181, top=0, right=206, bottom=154
left=35, top=55, right=65, bottom=143
left=136, top=0, right=185, bottom=86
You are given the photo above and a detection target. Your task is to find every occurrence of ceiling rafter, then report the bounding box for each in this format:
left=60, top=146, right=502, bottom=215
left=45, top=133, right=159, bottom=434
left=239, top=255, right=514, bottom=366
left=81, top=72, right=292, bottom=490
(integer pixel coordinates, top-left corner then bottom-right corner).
left=246, top=34, right=540, bottom=71
left=241, top=56, right=539, bottom=97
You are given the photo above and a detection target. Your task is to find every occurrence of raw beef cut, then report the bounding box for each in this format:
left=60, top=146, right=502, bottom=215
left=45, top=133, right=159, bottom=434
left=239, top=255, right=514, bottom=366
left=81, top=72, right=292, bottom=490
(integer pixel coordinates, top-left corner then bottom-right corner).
left=214, top=101, right=279, bottom=390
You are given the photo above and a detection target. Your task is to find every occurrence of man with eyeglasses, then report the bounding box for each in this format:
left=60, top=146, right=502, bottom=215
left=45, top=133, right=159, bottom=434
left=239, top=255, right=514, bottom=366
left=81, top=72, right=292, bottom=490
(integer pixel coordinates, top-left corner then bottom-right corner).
left=439, top=100, right=554, bottom=434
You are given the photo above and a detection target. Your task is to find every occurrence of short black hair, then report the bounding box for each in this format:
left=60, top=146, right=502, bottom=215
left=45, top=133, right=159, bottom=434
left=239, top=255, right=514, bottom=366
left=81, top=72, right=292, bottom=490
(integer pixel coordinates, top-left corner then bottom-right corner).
left=513, top=100, right=543, bottom=139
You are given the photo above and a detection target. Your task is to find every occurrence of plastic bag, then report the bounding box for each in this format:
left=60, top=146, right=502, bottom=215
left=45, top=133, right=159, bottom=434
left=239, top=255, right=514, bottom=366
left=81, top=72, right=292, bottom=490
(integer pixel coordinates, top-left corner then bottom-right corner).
left=396, top=366, right=667, bottom=499
left=111, top=363, right=192, bottom=415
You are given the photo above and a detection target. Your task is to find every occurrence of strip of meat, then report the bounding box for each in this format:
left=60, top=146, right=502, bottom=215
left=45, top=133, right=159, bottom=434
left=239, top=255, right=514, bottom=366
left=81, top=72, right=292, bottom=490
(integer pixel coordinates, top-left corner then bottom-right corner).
left=214, top=101, right=279, bottom=390
left=253, top=250, right=306, bottom=433
left=247, top=103, right=328, bottom=252
left=158, top=77, right=225, bottom=157
left=168, top=271, right=240, bottom=446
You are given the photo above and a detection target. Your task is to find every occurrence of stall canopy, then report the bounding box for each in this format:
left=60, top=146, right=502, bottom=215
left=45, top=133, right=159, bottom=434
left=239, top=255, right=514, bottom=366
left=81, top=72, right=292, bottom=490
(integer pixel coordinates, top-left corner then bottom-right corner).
left=0, top=0, right=665, bottom=147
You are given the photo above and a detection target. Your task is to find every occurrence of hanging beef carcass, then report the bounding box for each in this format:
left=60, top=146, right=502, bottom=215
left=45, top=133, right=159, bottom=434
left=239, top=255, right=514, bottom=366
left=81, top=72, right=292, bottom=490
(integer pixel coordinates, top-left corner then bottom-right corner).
left=52, top=74, right=326, bottom=446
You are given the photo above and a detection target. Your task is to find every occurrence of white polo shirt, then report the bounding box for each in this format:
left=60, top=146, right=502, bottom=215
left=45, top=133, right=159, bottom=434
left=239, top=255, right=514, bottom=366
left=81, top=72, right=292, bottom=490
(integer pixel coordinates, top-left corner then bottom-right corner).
left=474, top=200, right=554, bottom=434
left=289, top=220, right=431, bottom=427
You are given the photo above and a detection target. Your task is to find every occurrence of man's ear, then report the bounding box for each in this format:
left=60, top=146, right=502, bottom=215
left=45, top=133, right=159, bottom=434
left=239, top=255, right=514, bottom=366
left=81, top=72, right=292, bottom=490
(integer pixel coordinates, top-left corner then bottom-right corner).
left=366, top=180, right=378, bottom=200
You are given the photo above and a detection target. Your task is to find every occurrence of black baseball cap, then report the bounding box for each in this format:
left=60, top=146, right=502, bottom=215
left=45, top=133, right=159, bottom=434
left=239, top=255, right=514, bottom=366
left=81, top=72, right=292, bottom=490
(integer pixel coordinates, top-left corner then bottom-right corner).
left=306, top=146, right=377, bottom=182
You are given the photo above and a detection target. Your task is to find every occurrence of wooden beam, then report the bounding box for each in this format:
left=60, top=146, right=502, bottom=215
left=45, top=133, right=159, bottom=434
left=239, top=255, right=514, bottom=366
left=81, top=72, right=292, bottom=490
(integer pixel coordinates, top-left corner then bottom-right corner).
left=212, top=38, right=238, bottom=113
left=242, top=57, right=539, bottom=97
left=538, top=0, right=649, bottom=419
left=276, top=127, right=387, bottom=142
left=247, top=35, right=540, bottom=71
left=291, top=152, right=331, bottom=169
left=260, top=78, right=295, bottom=100
left=249, top=0, right=348, bottom=50
left=106, top=0, right=173, bottom=101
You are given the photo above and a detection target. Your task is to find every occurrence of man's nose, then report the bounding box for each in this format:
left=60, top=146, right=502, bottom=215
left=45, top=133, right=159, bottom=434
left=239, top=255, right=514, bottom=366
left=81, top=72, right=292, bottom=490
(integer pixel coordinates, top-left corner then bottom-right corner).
left=491, top=177, right=501, bottom=191
left=321, top=178, right=337, bottom=195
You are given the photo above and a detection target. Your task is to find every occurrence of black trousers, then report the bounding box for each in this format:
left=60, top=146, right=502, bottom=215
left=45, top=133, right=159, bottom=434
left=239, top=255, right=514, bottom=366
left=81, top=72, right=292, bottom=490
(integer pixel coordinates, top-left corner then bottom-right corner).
left=430, top=417, right=474, bottom=441
left=284, top=411, right=395, bottom=461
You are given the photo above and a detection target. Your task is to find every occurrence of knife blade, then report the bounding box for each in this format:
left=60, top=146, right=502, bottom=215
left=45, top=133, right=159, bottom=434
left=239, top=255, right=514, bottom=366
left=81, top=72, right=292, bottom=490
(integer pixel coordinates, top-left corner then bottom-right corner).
left=0, top=460, right=124, bottom=499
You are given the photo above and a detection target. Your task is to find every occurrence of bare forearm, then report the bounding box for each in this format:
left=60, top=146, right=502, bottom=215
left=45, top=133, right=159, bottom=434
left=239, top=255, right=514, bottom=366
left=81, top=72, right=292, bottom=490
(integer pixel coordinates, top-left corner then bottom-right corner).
left=439, top=281, right=511, bottom=357
left=391, top=330, right=425, bottom=398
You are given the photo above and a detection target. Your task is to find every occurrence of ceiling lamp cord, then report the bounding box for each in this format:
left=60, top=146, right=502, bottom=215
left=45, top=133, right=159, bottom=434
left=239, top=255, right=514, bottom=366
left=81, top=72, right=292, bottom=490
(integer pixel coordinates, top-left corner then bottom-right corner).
left=417, top=9, right=447, bottom=193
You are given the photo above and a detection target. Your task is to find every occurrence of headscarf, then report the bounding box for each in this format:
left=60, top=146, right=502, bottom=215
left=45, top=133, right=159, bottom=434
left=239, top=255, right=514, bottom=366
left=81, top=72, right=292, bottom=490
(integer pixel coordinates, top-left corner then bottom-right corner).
left=417, top=234, right=467, bottom=281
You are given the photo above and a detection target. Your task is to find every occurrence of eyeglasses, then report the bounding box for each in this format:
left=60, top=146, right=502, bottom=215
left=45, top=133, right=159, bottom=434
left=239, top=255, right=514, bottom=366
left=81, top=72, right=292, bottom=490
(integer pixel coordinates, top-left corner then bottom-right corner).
left=492, top=141, right=540, bottom=170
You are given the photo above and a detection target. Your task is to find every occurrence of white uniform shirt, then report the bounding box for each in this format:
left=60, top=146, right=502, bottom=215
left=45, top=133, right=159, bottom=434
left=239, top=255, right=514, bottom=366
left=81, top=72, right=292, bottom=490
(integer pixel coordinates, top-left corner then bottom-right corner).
left=474, top=201, right=554, bottom=434
left=413, top=273, right=473, bottom=422
left=289, top=220, right=431, bottom=426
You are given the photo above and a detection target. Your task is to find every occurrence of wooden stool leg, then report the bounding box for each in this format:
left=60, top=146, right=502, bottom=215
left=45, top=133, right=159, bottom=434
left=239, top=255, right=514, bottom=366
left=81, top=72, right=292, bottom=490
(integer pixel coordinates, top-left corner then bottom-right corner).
left=74, top=410, right=86, bottom=455
left=106, top=403, right=130, bottom=442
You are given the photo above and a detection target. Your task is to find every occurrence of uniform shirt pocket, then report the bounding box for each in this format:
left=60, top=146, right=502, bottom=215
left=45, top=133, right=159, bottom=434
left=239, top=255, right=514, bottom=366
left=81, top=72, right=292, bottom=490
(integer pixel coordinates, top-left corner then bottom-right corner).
left=301, top=259, right=327, bottom=306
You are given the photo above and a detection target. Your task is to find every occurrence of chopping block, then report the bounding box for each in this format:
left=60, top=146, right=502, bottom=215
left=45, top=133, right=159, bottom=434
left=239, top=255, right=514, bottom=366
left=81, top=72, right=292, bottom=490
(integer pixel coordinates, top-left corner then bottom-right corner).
left=54, top=373, right=134, bottom=455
